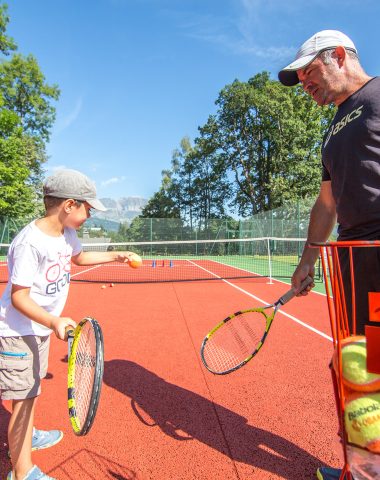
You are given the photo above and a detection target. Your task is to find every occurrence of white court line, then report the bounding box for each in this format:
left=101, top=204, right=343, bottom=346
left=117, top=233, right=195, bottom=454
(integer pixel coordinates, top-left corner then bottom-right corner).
left=70, top=264, right=103, bottom=278
left=187, top=259, right=333, bottom=342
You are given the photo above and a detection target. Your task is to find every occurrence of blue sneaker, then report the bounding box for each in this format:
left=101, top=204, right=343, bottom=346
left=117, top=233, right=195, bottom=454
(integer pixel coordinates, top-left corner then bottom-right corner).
left=7, top=465, right=56, bottom=479
left=316, top=467, right=346, bottom=480
left=32, top=428, right=63, bottom=451
left=8, top=428, right=63, bottom=458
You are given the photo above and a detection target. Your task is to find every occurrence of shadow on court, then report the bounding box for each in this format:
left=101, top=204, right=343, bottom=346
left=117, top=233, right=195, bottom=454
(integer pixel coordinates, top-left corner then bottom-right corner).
left=49, top=448, right=138, bottom=480
left=103, top=360, right=325, bottom=479
left=0, top=400, right=11, bottom=478
left=0, top=402, right=137, bottom=480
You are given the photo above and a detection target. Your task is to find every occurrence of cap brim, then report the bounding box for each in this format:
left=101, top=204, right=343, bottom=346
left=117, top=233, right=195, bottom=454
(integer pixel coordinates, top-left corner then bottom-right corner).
left=86, top=198, right=107, bottom=212
left=278, top=52, right=319, bottom=86
left=278, top=70, right=300, bottom=87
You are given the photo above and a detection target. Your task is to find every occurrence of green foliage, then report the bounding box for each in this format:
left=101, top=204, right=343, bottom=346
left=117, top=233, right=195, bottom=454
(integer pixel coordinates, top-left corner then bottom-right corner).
left=0, top=4, right=16, bottom=55
left=156, top=135, right=231, bottom=227
left=0, top=54, right=60, bottom=142
left=0, top=122, right=38, bottom=216
left=140, top=189, right=180, bottom=218
left=118, top=216, right=188, bottom=242
left=0, top=3, right=59, bottom=217
left=146, top=71, right=334, bottom=222
left=212, top=72, right=334, bottom=215
left=107, top=216, right=240, bottom=243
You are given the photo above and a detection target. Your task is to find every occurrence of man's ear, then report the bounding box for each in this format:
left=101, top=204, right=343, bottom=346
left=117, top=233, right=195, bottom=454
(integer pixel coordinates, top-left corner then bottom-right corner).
left=334, top=46, right=347, bottom=67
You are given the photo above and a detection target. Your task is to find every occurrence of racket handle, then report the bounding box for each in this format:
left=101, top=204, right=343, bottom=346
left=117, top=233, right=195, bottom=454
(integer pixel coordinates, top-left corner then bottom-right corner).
left=65, top=326, right=75, bottom=357
left=278, top=275, right=313, bottom=306
left=65, top=325, right=74, bottom=339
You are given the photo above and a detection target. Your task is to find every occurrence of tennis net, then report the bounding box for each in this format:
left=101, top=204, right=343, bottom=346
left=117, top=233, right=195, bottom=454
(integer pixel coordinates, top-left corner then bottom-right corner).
left=0, top=237, right=309, bottom=284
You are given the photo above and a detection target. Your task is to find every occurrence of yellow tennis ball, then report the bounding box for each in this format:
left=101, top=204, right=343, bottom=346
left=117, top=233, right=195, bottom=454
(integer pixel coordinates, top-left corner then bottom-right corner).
left=129, top=253, right=142, bottom=269
left=345, top=391, right=380, bottom=453
left=332, top=336, right=380, bottom=392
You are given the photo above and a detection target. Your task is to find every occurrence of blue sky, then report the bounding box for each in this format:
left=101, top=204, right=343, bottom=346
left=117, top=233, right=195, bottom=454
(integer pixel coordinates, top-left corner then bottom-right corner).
left=6, top=0, right=380, bottom=200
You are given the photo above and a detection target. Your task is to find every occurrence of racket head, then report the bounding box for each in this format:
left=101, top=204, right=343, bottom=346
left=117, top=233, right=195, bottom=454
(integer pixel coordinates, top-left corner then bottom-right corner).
left=67, top=317, right=104, bottom=436
left=200, top=307, right=275, bottom=375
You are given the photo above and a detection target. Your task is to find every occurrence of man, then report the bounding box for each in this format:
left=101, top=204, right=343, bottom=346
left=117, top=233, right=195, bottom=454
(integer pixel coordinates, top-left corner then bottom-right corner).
left=278, top=30, right=380, bottom=480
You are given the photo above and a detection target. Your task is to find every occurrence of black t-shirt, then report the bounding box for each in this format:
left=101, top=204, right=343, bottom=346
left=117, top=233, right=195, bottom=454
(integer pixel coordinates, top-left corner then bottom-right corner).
left=322, top=76, right=380, bottom=239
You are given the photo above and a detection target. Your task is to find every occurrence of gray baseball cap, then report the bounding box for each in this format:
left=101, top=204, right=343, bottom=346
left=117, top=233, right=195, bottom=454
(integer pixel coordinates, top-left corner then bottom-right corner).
left=278, top=30, right=357, bottom=86
left=43, top=169, right=107, bottom=211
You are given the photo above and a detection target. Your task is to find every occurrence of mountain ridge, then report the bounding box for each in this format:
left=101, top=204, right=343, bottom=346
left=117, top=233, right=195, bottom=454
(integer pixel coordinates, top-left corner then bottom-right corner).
left=92, top=196, right=148, bottom=223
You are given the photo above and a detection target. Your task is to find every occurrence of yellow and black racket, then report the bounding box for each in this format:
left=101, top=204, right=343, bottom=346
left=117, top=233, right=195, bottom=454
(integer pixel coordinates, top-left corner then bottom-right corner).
left=66, top=317, right=104, bottom=435
left=200, top=277, right=313, bottom=375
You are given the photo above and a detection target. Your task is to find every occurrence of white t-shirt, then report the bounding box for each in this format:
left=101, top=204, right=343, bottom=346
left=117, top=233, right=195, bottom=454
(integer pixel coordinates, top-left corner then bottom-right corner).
left=0, top=220, right=82, bottom=337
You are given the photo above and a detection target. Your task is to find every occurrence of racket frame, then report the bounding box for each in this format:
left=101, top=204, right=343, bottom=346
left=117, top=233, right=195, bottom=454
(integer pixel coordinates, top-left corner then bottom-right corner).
left=67, top=317, right=104, bottom=436
left=200, top=276, right=313, bottom=375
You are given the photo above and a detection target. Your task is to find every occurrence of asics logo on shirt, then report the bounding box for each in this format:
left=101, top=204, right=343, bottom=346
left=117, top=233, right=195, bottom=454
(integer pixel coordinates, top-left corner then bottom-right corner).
left=324, top=105, right=363, bottom=147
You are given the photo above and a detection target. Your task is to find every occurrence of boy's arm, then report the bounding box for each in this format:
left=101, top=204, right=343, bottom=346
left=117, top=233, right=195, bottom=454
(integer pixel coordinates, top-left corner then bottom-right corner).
left=71, top=250, right=136, bottom=266
left=11, top=285, right=76, bottom=340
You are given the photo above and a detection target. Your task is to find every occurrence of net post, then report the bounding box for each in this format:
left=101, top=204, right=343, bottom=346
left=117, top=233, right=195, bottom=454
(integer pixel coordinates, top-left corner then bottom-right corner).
left=266, top=237, right=273, bottom=284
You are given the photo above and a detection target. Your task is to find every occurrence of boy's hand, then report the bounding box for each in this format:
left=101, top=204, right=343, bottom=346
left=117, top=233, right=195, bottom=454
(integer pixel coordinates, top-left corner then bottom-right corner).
left=51, top=317, right=77, bottom=340
left=116, top=251, right=136, bottom=263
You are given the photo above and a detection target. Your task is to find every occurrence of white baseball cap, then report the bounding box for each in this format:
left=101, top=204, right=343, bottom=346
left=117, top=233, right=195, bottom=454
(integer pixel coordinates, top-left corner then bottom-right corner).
left=278, top=30, right=357, bottom=86
left=43, top=169, right=107, bottom=211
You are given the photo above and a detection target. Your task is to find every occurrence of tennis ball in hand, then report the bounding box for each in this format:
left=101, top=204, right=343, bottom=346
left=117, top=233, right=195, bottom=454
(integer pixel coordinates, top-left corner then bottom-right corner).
left=345, top=391, right=380, bottom=453
left=332, top=336, right=380, bottom=392
left=128, top=253, right=142, bottom=269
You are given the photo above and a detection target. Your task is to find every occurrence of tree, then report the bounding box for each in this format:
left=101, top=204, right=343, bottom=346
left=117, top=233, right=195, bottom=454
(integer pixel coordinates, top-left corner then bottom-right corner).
left=0, top=110, right=38, bottom=216
left=0, top=4, right=16, bottom=55
left=210, top=72, right=335, bottom=216
left=162, top=135, right=231, bottom=229
left=193, top=120, right=232, bottom=225
left=150, top=72, right=334, bottom=223
left=140, top=189, right=180, bottom=218
left=169, top=137, right=197, bottom=227
left=0, top=3, right=60, bottom=217
left=0, top=54, right=60, bottom=142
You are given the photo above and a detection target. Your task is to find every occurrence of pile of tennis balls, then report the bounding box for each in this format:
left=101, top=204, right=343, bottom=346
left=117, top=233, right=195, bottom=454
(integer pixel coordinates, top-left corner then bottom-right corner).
left=332, top=336, right=380, bottom=453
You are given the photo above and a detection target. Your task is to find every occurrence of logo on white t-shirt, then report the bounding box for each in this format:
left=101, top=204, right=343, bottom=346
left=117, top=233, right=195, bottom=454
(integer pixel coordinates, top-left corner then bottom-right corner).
left=45, top=251, right=72, bottom=294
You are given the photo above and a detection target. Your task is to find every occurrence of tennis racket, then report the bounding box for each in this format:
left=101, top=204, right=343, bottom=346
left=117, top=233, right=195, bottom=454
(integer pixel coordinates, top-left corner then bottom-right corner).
left=200, top=276, right=313, bottom=375
left=66, top=317, right=104, bottom=435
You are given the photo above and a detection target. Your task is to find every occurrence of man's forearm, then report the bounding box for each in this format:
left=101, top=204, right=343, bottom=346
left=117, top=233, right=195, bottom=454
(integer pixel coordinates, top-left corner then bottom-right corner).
left=300, top=199, right=337, bottom=266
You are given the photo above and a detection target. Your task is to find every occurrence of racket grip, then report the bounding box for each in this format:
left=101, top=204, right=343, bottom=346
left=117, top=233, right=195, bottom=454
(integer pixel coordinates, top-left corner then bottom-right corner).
left=279, top=275, right=313, bottom=305
left=65, top=325, right=74, bottom=340
left=65, top=326, right=74, bottom=357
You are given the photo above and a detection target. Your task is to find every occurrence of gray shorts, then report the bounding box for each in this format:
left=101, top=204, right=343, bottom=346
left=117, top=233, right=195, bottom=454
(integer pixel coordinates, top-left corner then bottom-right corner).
left=0, top=335, right=50, bottom=400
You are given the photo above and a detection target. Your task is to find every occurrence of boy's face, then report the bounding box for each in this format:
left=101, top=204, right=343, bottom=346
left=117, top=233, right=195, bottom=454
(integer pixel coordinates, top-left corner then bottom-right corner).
left=64, top=199, right=93, bottom=229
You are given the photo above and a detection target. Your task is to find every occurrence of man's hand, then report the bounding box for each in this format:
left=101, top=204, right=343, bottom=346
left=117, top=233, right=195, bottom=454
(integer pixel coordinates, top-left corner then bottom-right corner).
left=292, top=264, right=315, bottom=296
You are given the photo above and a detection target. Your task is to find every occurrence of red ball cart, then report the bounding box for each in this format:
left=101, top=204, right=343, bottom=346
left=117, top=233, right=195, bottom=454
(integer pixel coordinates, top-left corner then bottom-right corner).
left=312, top=240, right=380, bottom=480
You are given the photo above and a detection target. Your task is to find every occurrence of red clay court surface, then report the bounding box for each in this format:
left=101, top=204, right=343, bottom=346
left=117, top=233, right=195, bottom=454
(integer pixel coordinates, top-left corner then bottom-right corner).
left=0, top=277, right=343, bottom=480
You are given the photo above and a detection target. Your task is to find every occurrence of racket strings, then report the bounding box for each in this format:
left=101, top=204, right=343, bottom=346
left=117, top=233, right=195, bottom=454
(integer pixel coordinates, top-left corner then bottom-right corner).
left=203, top=311, right=267, bottom=373
left=73, top=322, right=97, bottom=427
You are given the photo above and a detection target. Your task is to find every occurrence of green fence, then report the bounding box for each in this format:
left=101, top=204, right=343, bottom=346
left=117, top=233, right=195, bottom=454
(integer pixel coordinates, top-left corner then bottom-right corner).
left=0, top=198, right=331, bottom=244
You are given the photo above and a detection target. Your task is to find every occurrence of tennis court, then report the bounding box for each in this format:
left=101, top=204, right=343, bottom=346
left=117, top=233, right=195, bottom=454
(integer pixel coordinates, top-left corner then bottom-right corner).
left=0, top=250, right=342, bottom=479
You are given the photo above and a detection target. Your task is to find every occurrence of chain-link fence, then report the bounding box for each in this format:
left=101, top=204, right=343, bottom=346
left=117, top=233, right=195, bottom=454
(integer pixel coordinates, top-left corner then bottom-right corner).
left=1, top=198, right=336, bottom=244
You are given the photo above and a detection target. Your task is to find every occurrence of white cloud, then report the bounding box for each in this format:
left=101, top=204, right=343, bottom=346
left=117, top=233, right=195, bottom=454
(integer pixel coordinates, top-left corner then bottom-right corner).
left=177, top=0, right=298, bottom=63
left=101, top=176, right=126, bottom=187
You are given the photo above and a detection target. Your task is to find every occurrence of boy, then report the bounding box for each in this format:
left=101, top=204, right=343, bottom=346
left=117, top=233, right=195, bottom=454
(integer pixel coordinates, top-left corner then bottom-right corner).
left=0, top=169, right=137, bottom=480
